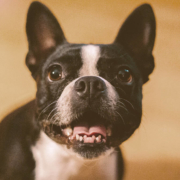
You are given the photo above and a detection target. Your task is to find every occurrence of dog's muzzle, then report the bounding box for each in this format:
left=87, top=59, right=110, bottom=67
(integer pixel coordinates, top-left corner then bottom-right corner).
left=40, top=76, right=120, bottom=146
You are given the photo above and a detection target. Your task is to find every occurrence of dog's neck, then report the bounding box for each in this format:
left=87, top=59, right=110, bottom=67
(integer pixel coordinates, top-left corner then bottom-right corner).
left=31, top=131, right=118, bottom=180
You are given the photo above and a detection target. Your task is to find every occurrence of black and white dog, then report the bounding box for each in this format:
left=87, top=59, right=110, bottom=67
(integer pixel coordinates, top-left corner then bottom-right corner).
left=0, top=2, right=156, bottom=180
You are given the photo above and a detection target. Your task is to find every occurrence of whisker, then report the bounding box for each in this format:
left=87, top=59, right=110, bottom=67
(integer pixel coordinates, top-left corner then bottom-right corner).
left=119, top=98, right=135, bottom=110
left=50, top=112, right=60, bottom=124
left=118, top=104, right=128, bottom=112
left=116, top=111, right=125, bottom=125
left=47, top=107, right=59, bottom=120
left=116, top=100, right=129, bottom=113
left=37, top=100, right=58, bottom=121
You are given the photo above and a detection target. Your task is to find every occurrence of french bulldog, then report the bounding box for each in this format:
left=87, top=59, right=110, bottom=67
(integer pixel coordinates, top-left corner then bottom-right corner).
left=0, top=1, right=156, bottom=180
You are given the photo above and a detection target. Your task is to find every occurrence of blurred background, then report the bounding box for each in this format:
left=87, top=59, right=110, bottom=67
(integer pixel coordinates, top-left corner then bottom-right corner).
left=0, top=0, right=180, bottom=179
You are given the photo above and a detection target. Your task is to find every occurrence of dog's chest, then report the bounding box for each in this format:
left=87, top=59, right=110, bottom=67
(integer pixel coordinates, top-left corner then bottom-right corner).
left=31, top=132, right=118, bottom=180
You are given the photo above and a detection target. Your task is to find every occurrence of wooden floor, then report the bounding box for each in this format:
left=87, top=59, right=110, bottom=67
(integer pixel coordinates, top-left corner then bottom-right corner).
left=0, top=0, right=180, bottom=179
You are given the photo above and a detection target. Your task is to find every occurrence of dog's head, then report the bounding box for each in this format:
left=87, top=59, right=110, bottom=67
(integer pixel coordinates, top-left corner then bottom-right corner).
left=26, top=2, right=155, bottom=159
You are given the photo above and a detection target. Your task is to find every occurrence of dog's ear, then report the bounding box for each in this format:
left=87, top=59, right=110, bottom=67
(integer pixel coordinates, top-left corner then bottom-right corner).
left=114, top=4, right=156, bottom=83
left=26, top=1, right=66, bottom=78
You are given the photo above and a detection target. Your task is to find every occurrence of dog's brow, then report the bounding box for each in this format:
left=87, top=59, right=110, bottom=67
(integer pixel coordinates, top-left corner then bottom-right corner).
left=59, top=55, right=80, bottom=60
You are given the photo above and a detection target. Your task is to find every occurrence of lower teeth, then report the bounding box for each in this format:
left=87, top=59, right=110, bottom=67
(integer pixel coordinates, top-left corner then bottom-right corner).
left=75, top=134, right=106, bottom=143
left=58, top=126, right=109, bottom=144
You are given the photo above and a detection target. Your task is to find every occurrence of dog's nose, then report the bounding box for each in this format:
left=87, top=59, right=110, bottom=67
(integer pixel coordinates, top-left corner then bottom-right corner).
left=74, top=76, right=106, bottom=99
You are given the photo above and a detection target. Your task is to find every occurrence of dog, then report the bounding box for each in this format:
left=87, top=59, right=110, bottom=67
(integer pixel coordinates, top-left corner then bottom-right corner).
left=0, top=1, right=156, bottom=180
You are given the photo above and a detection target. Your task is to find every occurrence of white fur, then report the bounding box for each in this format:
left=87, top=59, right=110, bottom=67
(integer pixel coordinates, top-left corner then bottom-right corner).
left=32, top=45, right=119, bottom=179
left=56, top=75, right=118, bottom=125
left=56, top=44, right=118, bottom=125
left=32, top=131, right=118, bottom=180
left=79, top=45, right=100, bottom=76
left=56, top=78, right=77, bottom=125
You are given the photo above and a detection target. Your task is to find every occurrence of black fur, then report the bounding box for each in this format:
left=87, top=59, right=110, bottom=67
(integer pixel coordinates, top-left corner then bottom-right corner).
left=0, top=2, right=156, bottom=179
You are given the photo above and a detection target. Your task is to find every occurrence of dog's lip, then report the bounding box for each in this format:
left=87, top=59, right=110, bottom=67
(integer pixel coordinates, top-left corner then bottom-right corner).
left=72, top=120, right=107, bottom=138
left=41, top=120, right=112, bottom=145
left=41, top=111, right=113, bottom=145
left=61, top=122, right=108, bottom=144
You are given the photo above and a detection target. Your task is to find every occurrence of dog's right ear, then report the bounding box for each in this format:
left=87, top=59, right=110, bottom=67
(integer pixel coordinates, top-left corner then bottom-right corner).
left=114, top=4, right=156, bottom=83
left=26, top=1, right=66, bottom=78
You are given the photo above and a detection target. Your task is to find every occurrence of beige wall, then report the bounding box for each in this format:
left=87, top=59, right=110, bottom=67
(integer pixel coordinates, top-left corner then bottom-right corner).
left=0, top=0, right=180, bottom=179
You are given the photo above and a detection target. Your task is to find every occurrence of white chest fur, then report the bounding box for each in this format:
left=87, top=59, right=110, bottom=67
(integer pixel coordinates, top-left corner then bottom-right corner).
left=31, top=131, right=118, bottom=180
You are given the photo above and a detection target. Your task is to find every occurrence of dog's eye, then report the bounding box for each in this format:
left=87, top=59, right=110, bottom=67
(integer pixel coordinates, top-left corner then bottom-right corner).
left=117, top=68, right=132, bottom=83
left=48, top=65, right=62, bottom=81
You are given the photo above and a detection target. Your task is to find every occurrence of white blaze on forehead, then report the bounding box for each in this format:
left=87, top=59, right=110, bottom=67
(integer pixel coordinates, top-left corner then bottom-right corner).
left=79, top=45, right=100, bottom=76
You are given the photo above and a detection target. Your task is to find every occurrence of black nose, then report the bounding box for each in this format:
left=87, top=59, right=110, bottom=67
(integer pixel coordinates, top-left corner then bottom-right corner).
left=74, top=76, right=106, bottom=99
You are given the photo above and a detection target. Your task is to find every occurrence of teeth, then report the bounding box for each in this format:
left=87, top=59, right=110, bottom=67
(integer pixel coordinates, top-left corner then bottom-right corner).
left=76, top=134, right=80, bottom=141
left=62, top=126, right=73, bottom=137
left=96, top=135, right=101, bottom=143
left=92, top=135, right=95, bottom=140
left=75, top=134, right=106, bottom=144
left=79, top=136, right=83, bottom=142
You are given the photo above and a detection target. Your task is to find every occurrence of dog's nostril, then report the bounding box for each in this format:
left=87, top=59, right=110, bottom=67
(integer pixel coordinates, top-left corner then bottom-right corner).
left=94, top=81, right=105, bottom=91
left=75, top=80, right=86, bottom=92
left=74, top=76, right=106, bottom=99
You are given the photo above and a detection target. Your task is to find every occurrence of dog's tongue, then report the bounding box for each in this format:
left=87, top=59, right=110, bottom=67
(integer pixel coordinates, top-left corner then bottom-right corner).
left=73, top=121, right=106, bottom=138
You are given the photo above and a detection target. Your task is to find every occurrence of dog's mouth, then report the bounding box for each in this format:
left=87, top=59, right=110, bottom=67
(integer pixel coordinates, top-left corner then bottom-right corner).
left=71, top=120, right=107, bottom=143
left=41, top=111, right=112, bottom=147
left=40, top=109, right=138, bottom=158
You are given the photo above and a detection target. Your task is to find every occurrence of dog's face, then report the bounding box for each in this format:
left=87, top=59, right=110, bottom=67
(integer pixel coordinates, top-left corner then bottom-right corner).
left=26, top=2, right=155, bottom=159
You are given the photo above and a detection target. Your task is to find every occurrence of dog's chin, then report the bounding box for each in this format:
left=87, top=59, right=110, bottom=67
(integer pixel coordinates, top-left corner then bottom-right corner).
left=72, top=142, right=110, bottom=159
left=40, top=111, right=121, bottom=159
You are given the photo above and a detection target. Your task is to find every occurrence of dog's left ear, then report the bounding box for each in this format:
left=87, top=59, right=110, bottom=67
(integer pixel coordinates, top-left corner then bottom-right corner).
left=114, top=4, right=156, bottom=83
left=26, top=1, right=66, bottom=78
